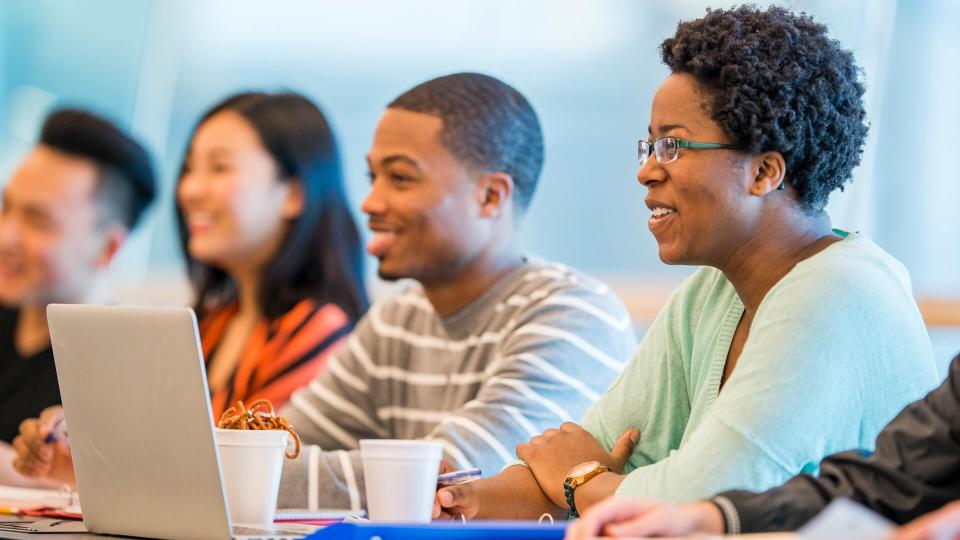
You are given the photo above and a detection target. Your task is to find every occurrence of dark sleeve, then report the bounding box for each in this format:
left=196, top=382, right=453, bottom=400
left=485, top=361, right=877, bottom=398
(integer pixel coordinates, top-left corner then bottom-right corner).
left=718, top=354, right=960, bottom=533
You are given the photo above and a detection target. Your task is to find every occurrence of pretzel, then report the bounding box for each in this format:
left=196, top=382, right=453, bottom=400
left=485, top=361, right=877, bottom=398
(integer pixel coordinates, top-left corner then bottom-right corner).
left=218, top=399, right=302, bottom=459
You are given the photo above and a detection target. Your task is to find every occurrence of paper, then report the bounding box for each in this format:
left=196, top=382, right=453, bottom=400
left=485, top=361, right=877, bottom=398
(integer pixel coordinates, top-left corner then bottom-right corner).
left=0, top=517, right=88, bottom=534
left=0, top=485, right=81, bottom=516
left=798, top=498, right=894, bottom=540
left=274, top=508, right=364, bottom=521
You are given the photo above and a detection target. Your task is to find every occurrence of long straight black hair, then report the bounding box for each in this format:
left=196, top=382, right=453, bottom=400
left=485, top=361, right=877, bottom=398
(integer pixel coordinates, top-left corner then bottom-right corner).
left=176, top=91, right=368, bottom=323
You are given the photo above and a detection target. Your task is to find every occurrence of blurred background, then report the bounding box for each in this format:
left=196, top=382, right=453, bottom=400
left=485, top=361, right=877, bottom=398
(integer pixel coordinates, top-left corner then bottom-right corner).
left=1, top=0, right=958, bottom=366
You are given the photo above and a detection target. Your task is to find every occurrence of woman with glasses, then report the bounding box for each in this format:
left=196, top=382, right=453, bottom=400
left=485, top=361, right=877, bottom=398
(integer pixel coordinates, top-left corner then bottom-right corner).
left=435, top=5, right=938, bottom=521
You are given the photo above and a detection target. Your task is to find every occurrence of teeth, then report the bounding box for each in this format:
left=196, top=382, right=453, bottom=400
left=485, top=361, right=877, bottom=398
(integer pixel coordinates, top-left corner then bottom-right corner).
left=652, top=207, right=675, bottom=218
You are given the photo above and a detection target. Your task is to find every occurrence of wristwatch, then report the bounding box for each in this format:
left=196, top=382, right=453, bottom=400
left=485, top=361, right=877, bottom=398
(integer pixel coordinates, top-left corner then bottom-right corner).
left=563, top=461, right=609, bottom=518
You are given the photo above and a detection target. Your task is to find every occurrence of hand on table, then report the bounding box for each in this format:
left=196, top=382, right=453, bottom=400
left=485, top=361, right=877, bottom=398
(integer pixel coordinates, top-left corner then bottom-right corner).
left=11, top=405, right=76, bottom=486
left=565, top=498, right=725, bottom=539
left=894, top=500, right=960, bottom=540
left=433, top=458, right=483, bottom=520
left=516, top=422, right=638, bottom=509
left=434, top=480, right=481, bottom=520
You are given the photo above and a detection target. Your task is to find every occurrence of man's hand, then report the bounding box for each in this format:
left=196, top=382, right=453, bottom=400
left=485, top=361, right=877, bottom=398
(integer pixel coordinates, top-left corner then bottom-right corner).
left=565, top=498, right=725, bottom=539
left=434, top=479, right=481, bottom=520
left=894, top=500, right=960, bottom=540
left=432, top=459, right=477, bottom=520
left=11, top=406, right=75, bottom=485
left=516, top=422, right=638, bottom=509
left=434, top=464, right=567, bottom=521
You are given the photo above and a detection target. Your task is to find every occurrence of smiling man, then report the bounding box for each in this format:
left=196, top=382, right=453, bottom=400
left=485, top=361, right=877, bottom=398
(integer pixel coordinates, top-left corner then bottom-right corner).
left=0, top=109, right=156, bottom=484
left=275, top=72, right=637, bottom=510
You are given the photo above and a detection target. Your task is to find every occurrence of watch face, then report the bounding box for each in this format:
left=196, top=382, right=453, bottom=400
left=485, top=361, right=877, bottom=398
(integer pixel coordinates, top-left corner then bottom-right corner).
left=571, top=461, right=601, bottom=477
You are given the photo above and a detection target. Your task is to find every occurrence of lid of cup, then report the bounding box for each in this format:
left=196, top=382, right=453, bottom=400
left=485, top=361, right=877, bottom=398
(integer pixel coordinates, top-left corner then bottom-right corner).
left=359, top=439, right=443, bottom=460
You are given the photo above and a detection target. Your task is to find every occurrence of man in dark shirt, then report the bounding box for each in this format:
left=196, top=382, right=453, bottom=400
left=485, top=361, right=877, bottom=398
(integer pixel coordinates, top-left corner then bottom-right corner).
left=0, top=109, right=156, bottom=484
left=566, top=353, right=960, bottom=540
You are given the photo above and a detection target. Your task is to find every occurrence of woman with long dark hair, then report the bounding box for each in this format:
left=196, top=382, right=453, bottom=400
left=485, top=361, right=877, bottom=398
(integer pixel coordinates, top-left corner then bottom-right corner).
left=176, top=91, right=368, bottom=418
left=10, top=92, right=368, bottom=486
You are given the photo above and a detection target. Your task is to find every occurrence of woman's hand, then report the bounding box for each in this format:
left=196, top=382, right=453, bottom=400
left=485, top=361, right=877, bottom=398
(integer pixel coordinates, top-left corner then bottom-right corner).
left=565, top=498, right=725, bottom=539
left=11, top=406, right=76, bottom=486
left=517, top=422, right=638, bottom=508
left=894, top=500, right=960, bottom=540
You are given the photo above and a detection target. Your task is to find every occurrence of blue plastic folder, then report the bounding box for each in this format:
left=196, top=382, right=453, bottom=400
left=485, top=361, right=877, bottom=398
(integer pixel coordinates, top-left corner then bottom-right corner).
left=306, top=520, right=568, bottom=539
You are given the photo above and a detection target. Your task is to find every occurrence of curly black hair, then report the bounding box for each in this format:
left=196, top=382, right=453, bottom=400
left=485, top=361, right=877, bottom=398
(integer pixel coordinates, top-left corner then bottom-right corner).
left=388, top=72, right=544, bottom=211
left=660, top=5, right=868, bottom=212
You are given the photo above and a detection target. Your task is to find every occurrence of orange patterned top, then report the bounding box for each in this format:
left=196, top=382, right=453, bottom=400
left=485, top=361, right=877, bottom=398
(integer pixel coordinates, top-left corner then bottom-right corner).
left=199, top=299, right=351, bottom=420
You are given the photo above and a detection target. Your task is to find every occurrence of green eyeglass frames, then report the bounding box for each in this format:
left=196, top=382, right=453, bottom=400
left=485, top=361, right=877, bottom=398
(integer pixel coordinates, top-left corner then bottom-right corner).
left=637, top=136, right=737, bottom=167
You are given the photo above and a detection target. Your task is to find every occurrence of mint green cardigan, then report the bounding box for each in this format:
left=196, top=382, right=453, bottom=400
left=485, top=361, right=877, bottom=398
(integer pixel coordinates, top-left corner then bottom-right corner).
left=582, top=232, right=938, bottom=503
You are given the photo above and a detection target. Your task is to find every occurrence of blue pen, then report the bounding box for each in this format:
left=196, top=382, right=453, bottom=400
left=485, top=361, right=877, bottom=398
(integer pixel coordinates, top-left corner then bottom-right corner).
left=43, top=420, right=67, bottom=444
left=437, top=467, right=481, bottom=486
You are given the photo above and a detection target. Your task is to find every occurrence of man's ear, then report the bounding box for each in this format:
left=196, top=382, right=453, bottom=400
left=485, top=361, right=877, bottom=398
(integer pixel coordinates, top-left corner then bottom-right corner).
left=750, top=151, right=787, bottom=196
left=281, top=180, right=305, bottom=219
left=93, top=225, right=128, bottom=269
left=476, top=172, right=514, bottom=218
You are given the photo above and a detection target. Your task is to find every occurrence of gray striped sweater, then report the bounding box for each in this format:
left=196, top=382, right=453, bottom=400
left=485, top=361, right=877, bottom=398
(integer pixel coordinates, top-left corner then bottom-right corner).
left=277, top=259, right=637, bottom=510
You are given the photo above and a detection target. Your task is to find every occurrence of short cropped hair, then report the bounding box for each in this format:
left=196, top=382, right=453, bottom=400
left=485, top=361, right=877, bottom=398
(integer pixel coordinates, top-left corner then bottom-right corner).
left=660, top=5, right=869, bottom=212
left=39, top=109, right=156, bottom=228
left=388, top=72, right=544, bottom=211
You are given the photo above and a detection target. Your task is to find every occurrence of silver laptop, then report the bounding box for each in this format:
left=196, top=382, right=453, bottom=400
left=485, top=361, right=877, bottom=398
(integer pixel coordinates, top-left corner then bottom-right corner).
left=47, top=304, right=311, bottom=540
